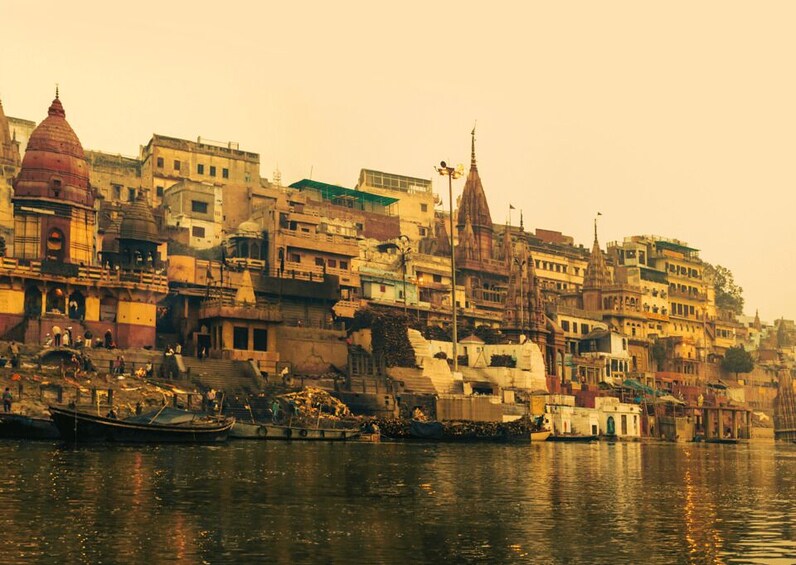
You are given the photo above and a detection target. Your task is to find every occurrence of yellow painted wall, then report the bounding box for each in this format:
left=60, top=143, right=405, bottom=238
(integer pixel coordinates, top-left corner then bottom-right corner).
left=84, top=295, right=100, bottom=322
left=117, top=301, right=156, bottom=326
left=0, top=288, right=24, bottom=315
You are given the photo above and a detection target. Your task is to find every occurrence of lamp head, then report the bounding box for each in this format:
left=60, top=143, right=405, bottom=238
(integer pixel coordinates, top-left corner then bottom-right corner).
left=440, top=161, right=447, bottom=168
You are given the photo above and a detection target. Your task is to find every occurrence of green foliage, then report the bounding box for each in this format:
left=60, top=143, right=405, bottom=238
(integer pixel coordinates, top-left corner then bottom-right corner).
left=720, top=345, right=754, bottom=376
left=704, top=263, right=744, bottom=315
left=167, top=241, right=223, bottom=261
left=651, top=340, right=667, bottom=371
left=489, top=354, right=516, bottom=368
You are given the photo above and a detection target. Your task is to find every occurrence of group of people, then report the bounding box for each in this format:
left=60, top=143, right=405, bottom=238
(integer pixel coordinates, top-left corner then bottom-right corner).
left=45, top=328, right=115, bottom=350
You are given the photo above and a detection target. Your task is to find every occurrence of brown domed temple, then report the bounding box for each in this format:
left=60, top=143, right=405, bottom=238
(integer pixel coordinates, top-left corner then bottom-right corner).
left=0, top=93, right=167, bottom=347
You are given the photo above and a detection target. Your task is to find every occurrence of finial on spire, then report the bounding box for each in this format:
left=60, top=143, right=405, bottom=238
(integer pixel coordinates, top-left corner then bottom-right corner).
left=470, top=122, right=477, bottom=167
left=594, top=211, right=602, bottom=243
left=520, top=210, right=524, bottom=230
left=55, top=84, right=59, bottom=99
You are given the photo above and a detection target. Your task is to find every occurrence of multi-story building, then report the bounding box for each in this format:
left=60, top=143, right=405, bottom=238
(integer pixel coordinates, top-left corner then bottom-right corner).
left=0, top=100, right=21, bottom=240
left=356, top=169, right=435, bottom=243
left=162, top=180, right=223, bottom=249
left=139, top=134, right=260, bottom=226
left=85, top=150, right=142, bottom=203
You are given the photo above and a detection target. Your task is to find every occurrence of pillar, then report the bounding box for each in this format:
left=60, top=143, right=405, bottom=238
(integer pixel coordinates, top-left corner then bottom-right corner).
left=717, top=408, right=724, bottom=438
left=731, top=410, right=738, bottom=439
left=746, top=411, right=752, bottom=439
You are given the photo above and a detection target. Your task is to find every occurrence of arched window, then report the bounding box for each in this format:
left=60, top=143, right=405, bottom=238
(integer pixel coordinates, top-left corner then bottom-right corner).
left=46, top=228, right=65, bottom=262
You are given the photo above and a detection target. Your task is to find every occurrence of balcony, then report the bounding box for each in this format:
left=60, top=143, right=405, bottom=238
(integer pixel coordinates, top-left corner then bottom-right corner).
left=199, top=298, right=282, bottom=322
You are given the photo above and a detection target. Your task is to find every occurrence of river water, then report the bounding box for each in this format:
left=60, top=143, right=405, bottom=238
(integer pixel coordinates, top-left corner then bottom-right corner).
left=0, top=440, right=794, bottom=564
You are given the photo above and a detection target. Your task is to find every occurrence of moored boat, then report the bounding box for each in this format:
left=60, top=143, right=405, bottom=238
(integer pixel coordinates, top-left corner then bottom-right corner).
left=49, top=405, right=234, bottom=443
left=0, top=413, right=60, bottom=440
left=547, top=434, right=599, bottom=442
left=230, top=420, right=359, bottom=441
left=530, top=429, right=552, bottom=442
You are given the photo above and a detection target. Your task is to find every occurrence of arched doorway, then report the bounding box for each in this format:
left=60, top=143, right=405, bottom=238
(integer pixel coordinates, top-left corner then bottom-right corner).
left=68, top=291, right=85, bottom=320
left=606, top=416, right=616, bottom=436
left=45, top=228, right=65, bottom=262
left=100, top=294, right=118, bottom=322
left=46, top=286, right=66, bottom=314
left=24, top=285, right=42, bottom=317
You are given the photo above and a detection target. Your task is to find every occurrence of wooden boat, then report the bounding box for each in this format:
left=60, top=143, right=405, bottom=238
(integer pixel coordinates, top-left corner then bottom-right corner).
left=49, top=405, right=234, bottom=443
left=230, top=420, right=359, bottom=441
left=547, top=434, right=599, bottom=442
left=0, top=413, right=60, bottom=440
left=358, top=432, right=381, bottom=443
left=530, top=429, right=552, bottom=442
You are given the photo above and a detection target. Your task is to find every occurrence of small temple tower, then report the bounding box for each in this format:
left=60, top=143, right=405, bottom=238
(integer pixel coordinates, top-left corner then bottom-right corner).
left=13, top=92, right=95, bottom=265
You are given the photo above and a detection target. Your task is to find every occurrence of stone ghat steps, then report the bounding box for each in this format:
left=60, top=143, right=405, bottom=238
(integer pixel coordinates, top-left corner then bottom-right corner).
left=387, top=368, right=438, bottom=395
left=181, top=357, right=259, bottom=394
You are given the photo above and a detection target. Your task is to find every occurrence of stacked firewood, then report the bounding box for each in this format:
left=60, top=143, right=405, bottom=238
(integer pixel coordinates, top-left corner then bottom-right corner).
left=374, top=416, right=541, bottom=440
left=278, top=387, right=353, bottom=421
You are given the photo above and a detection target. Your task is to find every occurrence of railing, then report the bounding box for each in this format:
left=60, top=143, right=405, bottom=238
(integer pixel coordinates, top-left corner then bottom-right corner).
left=0, top=257, right=168, bottom=288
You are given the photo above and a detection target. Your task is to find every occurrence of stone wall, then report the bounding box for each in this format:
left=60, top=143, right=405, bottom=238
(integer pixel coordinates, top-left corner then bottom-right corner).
left=275, top=326, right=347, bottom=375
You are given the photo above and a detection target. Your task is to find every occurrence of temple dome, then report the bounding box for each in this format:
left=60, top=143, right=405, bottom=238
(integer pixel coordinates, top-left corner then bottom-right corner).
left=235, top=220, right=262, bottom=238
left=101, top=217, right=122, bottom=254
left=119, top=193, right=160, bottom=243
left=13, top=95, right=93, bottom=208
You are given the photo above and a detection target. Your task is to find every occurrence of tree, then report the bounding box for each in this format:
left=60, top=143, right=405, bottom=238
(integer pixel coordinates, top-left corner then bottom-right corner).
left=704, top=263, right=744, bottom=315
left=720, top=345, right=754, bottom=379
left=651, top=340, right=667, bottom=371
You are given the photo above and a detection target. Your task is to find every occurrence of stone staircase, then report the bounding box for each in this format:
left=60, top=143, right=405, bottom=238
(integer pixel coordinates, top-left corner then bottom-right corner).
left=180, top=356, right=261, bottom=395
left=403, top=329, right=456, bottom=394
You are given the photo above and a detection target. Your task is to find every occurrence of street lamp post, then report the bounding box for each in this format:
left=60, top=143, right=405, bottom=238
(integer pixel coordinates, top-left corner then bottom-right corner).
left=435, top=161, right=463, bottom=372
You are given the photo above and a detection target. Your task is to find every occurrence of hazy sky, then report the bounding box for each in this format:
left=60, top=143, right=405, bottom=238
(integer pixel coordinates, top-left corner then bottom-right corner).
left=2, top=1, right=794, bottom=322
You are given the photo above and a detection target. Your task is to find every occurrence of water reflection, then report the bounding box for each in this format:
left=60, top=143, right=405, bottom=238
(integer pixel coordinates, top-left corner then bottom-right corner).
left=0, top=441, right=793, bottom=562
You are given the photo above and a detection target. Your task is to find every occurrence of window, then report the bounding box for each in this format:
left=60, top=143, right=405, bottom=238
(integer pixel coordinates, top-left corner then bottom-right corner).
left=433, top=274, right=442, bottom=283
left=561, top=320, right=570, bottom=331
left=156, top=186, right=164, bottom=197
left=419, top=227, right=428, bottom=237
left=233, top=326, right=249, bottom=350
left=156, top=157, right=164, bottom=168
left=128, top=188, right=136, bottom=202
left=112, top=184, right=122, bottom=200
left=380, top=284, right=387, bottom=293
left=174, top=160, right=181, bottom=171
left=420, top=203, right=428, bottom=212
left=339, top=261, right=348, bottom=270
left=315, top=258, right=325, bottom=267
left=192, top=226, right=206, bottom=238
left=290, top=254, right=301, bottom=263
left=210, top=166, right=216, bottom=177
left=197, top=164, right=205, bottom=175
left=222, top=168, right=229, bottom=179
left=191, top=201, right=209, bottom=214
left=581, top=324, right=589, bottom=335
left=253, top=329, right=267, bottom=352
left=327, top=259, right=337, bottom=268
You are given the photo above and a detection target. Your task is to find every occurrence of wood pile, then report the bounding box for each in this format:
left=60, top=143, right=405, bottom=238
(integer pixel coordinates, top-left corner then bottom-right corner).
left=374, top=416, right=542, bottom=441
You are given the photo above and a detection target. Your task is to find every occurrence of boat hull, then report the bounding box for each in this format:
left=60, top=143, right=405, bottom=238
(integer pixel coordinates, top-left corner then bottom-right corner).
left=530, top=430, right=552, bottom=442
left=0, top=413, right=60, bottom=440
left=547, top=434, right=599, bottom=442
left=49, top=406, right=233, bottom=443
left=230, top=421, right=359, bottom=441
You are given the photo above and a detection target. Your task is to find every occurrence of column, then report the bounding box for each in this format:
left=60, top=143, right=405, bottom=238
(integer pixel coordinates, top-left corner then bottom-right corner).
left=731, top=410, right=738, bottom=439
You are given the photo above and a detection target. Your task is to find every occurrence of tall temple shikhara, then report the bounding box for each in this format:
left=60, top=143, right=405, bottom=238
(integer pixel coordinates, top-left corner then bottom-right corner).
left=0, top=93, right=167, bottom=348
left=452, top=129, right=560, bottom=368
